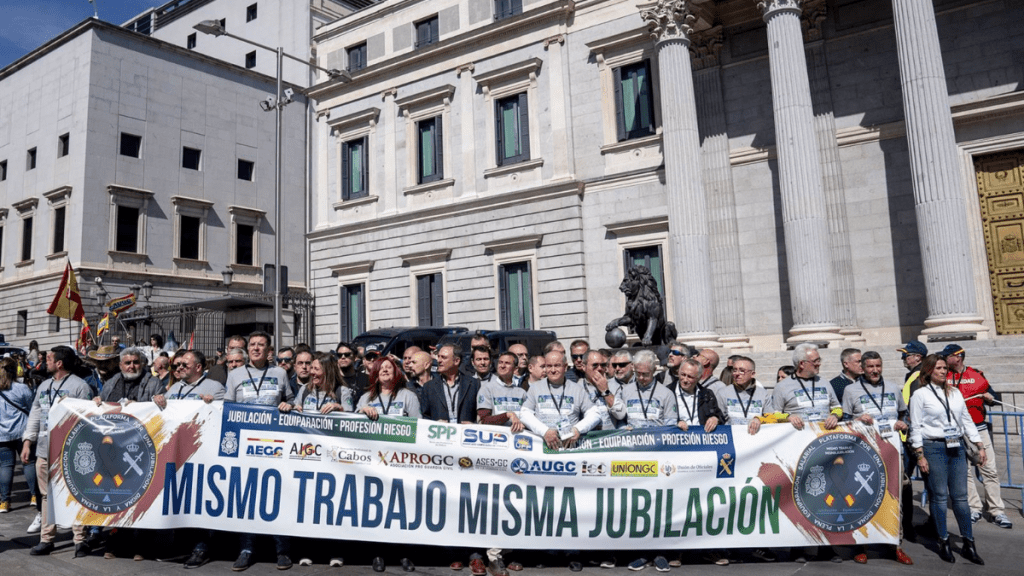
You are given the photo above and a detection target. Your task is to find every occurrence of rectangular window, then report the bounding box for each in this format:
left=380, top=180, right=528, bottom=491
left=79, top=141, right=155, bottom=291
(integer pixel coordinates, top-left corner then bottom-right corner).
left=415, top=16, right=439, bottom=48
left=21, top=217, right=32, bottom=262
left=27, top=148, right=37, bottom=171
left=58, top=133, right=70, bottom=157
left=49, top=315, right=60, bottom=333
left=236, top=223, right=255, bottom=265
left=187, top=32, right=197, bottom=49
left=614, top=60, right=655, bottom=141
left=494, top=0, right=523, bottom=20
left=17, top=310, right=27, bottom=337
left=237, top=159, right=255, bottom=181
left=347, top=43, right=367, bottom=72
left=416, top=272, right=444, bottom=326
left=116, top=205, right=140, bottom=253
left=495, top=93, right=529, bottom=166
left=52, top=206, right=66, bottom=254
left=341, top=137, right=368, bottom=201
left=499, top=261, right=533, bottom=330
left=624, top=245, right=665, bottom=299
left=182, top=146, right=202, bottom=170
left=245, top=50, right=256, bottom=69
left=246, top=3, right=258, bottom=21
left=417, top=116, right=443, bottom=184
left=120, top=133, right=142, bottom=157
left=0, top=160, right=6, bottom=181
left=179, top=215, right=201, bottom=260
left=339, top=283, right=365, bottom=342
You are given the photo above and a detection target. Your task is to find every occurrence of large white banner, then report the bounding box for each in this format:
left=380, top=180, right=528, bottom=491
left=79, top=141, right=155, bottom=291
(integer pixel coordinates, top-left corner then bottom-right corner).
left=48, top=400, right=901, bottom=549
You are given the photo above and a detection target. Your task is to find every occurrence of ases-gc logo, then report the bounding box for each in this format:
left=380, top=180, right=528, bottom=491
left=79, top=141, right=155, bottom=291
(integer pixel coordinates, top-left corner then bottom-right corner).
left=792, top=432, right=886, bottom=533
left=61, top=413, right=157, bottom=513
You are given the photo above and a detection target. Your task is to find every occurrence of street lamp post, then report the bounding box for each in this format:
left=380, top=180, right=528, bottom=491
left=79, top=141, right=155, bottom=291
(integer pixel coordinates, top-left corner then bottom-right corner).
left=193, top=20, right=348, bottom=353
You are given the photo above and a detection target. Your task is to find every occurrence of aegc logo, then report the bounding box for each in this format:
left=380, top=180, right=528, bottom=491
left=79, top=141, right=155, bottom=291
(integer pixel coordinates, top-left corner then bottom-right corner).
left=245, top=437, right=284, bottom=458
left=462, top=429, right=509, bottom=449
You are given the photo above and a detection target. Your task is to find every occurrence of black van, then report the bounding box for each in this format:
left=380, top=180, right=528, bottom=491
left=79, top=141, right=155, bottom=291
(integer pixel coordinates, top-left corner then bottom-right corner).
left=351, top=326, right=467, bottom=359
left=435, top=329, right=557, bottom=357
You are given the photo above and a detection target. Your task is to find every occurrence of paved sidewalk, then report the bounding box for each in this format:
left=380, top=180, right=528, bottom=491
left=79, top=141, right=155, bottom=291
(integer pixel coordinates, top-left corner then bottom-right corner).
left=1, top=472, right=1019, bottom=576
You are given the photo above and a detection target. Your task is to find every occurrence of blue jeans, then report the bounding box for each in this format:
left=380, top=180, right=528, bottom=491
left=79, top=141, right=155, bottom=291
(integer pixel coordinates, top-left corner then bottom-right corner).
left=0, top=440, right=36, bottom=503
left=922, top=440, right=973, bottom=540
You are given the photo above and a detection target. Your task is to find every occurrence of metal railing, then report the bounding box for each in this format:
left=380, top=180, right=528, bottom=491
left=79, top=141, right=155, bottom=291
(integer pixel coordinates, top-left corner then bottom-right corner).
left=988, top=410, right=1023, bottom=513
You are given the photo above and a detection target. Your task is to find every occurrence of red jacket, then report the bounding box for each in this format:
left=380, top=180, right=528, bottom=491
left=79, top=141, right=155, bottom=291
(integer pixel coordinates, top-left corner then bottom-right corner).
left=947, top=366, right=989, bottom=426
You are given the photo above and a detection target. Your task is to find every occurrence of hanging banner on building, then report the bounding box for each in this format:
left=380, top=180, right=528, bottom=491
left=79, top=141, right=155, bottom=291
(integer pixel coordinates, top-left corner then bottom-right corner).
left=48, top=400, right=900, bottom=549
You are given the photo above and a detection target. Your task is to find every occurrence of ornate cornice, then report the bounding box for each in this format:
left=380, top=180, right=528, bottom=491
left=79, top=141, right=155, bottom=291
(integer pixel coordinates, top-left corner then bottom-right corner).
left=638, top=0, right=696, bottom=45
left=690, top=26, right=723, bottom=70
left=755, top=0, right=803, bottom=21
left=801, top=0, right=826, bottom=42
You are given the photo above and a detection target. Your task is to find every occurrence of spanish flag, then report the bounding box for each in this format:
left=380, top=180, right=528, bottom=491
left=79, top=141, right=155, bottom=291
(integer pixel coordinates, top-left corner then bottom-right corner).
left=97, top=314, right=110, bottom=337
left=76, top=318, right=92, bottom=354
left=47, top=262, right=85, bottom=321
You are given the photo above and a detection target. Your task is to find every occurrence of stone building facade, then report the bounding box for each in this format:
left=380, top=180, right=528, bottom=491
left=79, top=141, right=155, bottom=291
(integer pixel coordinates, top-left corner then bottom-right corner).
left=0, top=19, right=308, bottom=347
left=304, top=0, right=1023, bottom=352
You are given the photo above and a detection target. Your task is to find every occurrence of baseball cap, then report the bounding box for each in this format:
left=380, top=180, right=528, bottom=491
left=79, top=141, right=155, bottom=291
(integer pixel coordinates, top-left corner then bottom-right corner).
left=939, top=344, right=965, bottom=358
left=897, top=340, right=928, bottom=358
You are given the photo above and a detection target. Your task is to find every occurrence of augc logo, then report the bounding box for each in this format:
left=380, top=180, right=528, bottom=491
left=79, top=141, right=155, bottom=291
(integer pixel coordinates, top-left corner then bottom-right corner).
left=510, top=458, right=577, bottom=476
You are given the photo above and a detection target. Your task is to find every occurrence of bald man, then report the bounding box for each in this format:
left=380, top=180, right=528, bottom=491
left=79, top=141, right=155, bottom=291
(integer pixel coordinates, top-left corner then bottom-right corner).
left=697, top=349, right=726, bottom=395
left=403, top=346, right=423, bottom=380
left=406, top=350, right=434, bottom=401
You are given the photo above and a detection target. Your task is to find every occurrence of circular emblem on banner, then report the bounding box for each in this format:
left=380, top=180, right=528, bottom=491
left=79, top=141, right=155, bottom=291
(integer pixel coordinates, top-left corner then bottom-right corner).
left=792, top=432, right=886, bottom=533
left=61, top=413, right=157, bottom=513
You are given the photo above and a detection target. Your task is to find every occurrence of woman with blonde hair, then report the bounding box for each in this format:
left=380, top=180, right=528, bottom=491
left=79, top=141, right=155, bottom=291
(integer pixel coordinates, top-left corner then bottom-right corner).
left=909, top=354, right=985, bottom=564
left=279, top=352, right=352, bottom=414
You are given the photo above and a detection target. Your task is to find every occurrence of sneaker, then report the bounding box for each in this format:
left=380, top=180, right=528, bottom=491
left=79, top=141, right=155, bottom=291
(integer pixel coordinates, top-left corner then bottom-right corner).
left=329, top=558, right=344, bottom=567
left=277, top=555, right=293, bottom=570
left=752, top=549, right=776, bottom=562
left=654, top=556, right=670, bottom=572
left=993, top=514, right=1013, bottom=529
left=75, top=543, right=92, bottom=558
left=27, top=512, right=42, bottom=533
left=600, top=559, right=617, bottom=569
left=31, top=495, right=37, bottom=506
left=628, top=558, right=649, bottom=571
left=0, top=501, right=9, bottom=513
left=299, top=558, right=313, bottom=566
left=971, top=511, right=982, bottom=524
left=232, top=550, right=253, bottom=572
left=185, top=546, right=210, bottom=569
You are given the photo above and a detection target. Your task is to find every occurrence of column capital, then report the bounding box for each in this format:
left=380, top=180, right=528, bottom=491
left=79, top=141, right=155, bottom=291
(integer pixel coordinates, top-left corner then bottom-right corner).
left=689, top=26, right=723, bottom=71
left=639, top=0, right=696, bottom=45
left=801, top=0, right=826, bottom=42
left=755, top=0, right=803, bottom=21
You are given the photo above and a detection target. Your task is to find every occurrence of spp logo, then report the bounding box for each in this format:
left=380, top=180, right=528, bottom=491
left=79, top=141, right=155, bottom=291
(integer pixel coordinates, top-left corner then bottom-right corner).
left=510, top=458, right=577, bottom=476
left=427, top=424, right=458, bottom=444
left=245, top=438, right=284, bottom=458
left=289, top=443, right=322, bottom=460
left=462, top=429, right=509, bottom=448
left=514, top=435, right=534, bottom=451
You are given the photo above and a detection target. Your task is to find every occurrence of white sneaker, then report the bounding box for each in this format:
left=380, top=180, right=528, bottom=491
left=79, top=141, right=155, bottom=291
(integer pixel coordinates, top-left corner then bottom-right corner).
left=993, top=514, right=1013, bottom=529
left=27, top=513, right=42, bottom=533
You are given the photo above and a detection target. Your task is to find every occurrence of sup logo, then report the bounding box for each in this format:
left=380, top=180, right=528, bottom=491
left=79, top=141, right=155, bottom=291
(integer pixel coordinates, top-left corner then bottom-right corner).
left=61, top=413, right=156, bottom=513
left=792, top=432, right=886, bottom=533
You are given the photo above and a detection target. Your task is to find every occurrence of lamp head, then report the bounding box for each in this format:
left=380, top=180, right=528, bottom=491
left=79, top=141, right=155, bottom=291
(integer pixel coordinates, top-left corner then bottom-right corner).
left=193, top=20, right=226, bottom=37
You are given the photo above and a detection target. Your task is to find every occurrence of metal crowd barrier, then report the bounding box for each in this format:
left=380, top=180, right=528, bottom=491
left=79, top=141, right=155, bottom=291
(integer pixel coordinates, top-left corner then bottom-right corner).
left=987, top=410, right=1024, bottom=514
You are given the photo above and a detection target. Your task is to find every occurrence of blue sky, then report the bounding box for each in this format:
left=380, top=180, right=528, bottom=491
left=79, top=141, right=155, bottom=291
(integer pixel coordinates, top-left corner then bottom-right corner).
left=0, top=0, right=166, bottom=69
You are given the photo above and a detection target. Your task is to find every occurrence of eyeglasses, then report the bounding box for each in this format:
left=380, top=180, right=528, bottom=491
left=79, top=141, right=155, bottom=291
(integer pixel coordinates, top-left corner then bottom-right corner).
left=172, top=363, right=189, bottom=369
left=337, top=352, right=354, bottom=358
left=570, top=354, right=585, bottom=360
left=611, top=362, right=630, bottom=369
left=277, top=356, right=294, bottom=363
left=732, top=368, right=753, bottom=375
left=669, top=350, right=684, bottom=356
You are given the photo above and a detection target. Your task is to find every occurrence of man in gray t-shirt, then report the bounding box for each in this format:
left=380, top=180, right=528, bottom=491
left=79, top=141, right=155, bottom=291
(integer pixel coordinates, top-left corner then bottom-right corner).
left=716, top=356, right=774, bottom=434
left=224, top=334, right=293, bottom=406
left=154, top=350, right=225, bottom=408
left=520, top=351, right=601, bottom=449
left=618, top=350, right=676, bottom=428
left=771, top=343, right=840, bottom=430
left=841, top=351, right=907, bottom=432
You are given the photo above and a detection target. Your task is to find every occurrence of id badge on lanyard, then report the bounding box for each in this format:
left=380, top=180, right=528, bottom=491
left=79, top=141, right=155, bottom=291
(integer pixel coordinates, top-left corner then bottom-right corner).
left=944, top=425, right=961, bottom=448
left=876, top=417, right=893, bottom=439
left=557, top=416, right=574, bottom=440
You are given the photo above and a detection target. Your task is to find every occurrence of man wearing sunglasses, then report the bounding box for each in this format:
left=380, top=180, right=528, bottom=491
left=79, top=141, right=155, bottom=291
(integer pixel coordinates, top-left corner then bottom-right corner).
left=656, top=342, right=689, bottom=387
left=608, top=350, right=635, bottom=388
left=580, top=350, right=625, bottom=430
left=567, top=340, right=589, bottom=383
left=336, top=342, right=368, bottom=397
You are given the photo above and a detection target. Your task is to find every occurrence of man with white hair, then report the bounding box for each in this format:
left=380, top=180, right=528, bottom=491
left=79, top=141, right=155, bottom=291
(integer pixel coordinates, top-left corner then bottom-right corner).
left=520, top=350, right=602, bottom=450
left=618, top=349, right=676, bottom=428
left=579, top=350, right=626, bottom=430
left=608, top=350, right=635, bottom=388
left=97, top=348, right=163, bottom=404
left=771, top=343, right=842, bottom=430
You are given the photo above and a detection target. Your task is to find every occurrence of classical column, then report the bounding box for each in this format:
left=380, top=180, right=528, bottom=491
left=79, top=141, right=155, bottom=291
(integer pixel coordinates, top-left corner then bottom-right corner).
left=891, top=0, right=987, bottom=338
left=639, top=0, right=718, bottom=346
left=801, top=0, right=862, bottom=343
left=690, top=27, right=749, bottom=349
left=756, top=0, right=842, bottom=344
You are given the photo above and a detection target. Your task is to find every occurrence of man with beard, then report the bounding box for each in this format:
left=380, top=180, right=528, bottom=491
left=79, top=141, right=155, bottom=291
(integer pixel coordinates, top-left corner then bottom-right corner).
left=85, top=345, right=121, bottom=395
left=608, top=350, right=634, bottom=388
left=289, top=349, right=314, bottom=397
left=97, top=348, right=163, bottom=404
left=406, top=350, right=434, bottom=401
left=567, top=340, right=589, bottom=383
left=421, top=344, right=479, bottom=424
left=403, top=346, right=423, bottom=380
left=656, top=342, right=688, bottom=387
left=336, top=341, right=368, bottom=397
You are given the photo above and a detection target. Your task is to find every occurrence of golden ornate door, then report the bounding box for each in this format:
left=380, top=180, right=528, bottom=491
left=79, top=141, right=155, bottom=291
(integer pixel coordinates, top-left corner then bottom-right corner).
left=975, top=151, right=1024, bottom=334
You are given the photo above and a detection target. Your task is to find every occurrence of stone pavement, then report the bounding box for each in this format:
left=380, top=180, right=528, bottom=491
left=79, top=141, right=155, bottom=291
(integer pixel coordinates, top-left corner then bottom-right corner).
left=1, top=469, right=1020, bottom=576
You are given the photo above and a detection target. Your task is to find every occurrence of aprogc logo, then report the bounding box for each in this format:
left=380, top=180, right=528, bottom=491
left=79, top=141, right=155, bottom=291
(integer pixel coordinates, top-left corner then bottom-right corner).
left=510, top=458, right=577, bottom=476
left=246, top=438, right=284, bottom=458
left=462, top=429, right=509, bottom=448
left=378, top=451, right=455, bottom=469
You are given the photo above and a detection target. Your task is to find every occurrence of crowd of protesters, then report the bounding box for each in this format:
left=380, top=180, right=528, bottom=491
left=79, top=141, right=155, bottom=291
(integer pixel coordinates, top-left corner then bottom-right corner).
left=0, top=332, right=1013, bottom=572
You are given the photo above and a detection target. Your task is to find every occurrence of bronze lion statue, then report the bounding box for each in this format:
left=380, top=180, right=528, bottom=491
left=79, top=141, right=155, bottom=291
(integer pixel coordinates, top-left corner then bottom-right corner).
left=605, top=265, right=677, bottom=346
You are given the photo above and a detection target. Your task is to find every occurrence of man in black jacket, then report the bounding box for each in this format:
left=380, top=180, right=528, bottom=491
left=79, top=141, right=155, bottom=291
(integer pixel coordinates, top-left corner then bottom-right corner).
left=421, top=344, right=480, bottom=423
left=666, top=358, right=723, bottom=433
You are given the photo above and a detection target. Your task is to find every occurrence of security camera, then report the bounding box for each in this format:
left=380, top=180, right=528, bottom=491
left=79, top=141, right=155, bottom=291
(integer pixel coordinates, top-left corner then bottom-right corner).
left=259, top=95, right=276, bottom=111
left=283, top=87, right=294, bottom=103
